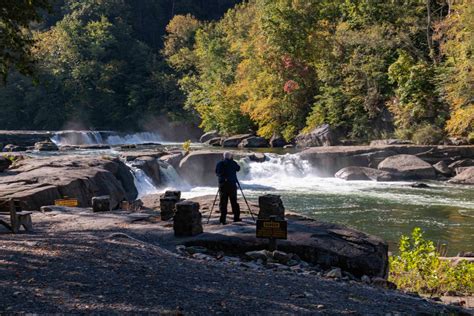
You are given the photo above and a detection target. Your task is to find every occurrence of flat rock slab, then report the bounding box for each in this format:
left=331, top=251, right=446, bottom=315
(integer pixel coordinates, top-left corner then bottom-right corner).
left=178, top=196, right=388, bottom=278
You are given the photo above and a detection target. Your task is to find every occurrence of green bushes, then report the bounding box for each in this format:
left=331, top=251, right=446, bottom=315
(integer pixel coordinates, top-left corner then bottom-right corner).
left=389, top=227, right=474, bottom=296
left=411, top=125, right=444, bottom=145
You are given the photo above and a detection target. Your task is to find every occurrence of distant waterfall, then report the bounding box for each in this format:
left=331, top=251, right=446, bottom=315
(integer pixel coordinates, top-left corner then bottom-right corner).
left=50, top=131, right=163, bottom=146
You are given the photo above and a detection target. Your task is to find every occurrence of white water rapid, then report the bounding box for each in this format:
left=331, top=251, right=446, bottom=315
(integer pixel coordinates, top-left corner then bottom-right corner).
left=51, top=131, right=163, bottom=146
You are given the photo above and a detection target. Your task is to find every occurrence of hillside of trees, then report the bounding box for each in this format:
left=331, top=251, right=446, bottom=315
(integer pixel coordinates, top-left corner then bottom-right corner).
left=164, top=0, right=473, bottom=143
left=0, top=0, right=240, bottom=130
left=0, top=0, right=472, bottom=144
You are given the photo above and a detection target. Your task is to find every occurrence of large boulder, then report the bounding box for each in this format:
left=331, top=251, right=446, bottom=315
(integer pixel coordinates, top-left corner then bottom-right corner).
left=269, top=133, right=287, bottom=148
left=207, top=137, right=223, bottom=146
left=238, top=136, right=269, bottom=148
left=0, top=156, right=137, bottom=211
left=295, top=124, right=341, bottom=147
left=335, top=166, right=396, bottom=181
left=0, top=157, right=12, bottom=172
left=448, top=167, right=474, bottom=185
left=177, top=150, right=249, bottom=186
left=378, top=154, right=436, bottom=179
left=432, top=161, right=452, bottom=177
left=199, top=130, right=220, bottom=143
left=449, top=159, right=474, bottom=174
left=0, top=130, right=53, bottom=147
left=222, top=134, right=253, bottom=147
left=34, top=141, right=58, bottom=151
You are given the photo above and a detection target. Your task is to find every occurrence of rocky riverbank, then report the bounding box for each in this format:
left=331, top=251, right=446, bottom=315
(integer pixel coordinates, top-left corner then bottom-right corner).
left=1, top=199, right=471, bottom=314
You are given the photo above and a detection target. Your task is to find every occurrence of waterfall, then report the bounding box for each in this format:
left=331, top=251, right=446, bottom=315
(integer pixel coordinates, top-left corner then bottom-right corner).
left=158, top=160, right=191, bottom=191
left=127, top=163, right=159, bottom=198
left=50, top=131, right=163, bottom=146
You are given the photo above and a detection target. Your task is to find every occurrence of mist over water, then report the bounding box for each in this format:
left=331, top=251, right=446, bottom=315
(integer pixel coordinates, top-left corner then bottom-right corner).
left=134, top=153, right=474, bottom=255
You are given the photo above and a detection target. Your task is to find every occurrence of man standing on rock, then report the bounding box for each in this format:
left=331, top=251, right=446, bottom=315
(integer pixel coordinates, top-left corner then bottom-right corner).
left=215, top=152, right=241, bottom=224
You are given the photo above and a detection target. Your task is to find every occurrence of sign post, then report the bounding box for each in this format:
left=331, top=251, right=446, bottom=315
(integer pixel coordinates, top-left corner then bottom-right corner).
left=256, top=215, right=287, bottom=251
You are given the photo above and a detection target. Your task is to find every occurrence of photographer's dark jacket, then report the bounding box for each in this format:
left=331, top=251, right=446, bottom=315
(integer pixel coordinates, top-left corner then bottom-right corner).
left=215, top=159, right=241, bottom=185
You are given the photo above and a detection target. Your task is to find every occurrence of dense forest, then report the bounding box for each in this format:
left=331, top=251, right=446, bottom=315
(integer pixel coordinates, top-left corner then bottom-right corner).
left=164, top=0, right=473, bottom=143
left=1, top=0, right=473, bottom=144
left=0, top=0, right=240, bottom=130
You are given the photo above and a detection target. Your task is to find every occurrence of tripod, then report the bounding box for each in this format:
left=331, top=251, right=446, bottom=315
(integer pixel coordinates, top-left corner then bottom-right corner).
left=206, top=181, right=256, bottom=224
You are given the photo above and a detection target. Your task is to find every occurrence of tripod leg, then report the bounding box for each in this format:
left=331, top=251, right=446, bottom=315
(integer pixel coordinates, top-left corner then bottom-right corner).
left=206, top=188, right=220, bottom=224
left=237, top=182, right=255, bottom=222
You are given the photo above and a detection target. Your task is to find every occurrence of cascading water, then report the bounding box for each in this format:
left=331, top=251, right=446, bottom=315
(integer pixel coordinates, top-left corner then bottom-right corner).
left=127, top=164, right=158, bottom=198
left=50, top=130, right=163, bottom=146
left=158, top=160, right=191, bottom=191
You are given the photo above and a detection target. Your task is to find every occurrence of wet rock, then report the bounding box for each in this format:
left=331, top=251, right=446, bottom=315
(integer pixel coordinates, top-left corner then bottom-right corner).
left=410, top=182, right=430, bottom=188
left=238, top=136, right=269, bottom=148
left=270, top=134, right=287, bottom=148
left=0, top=157, right=12, bottom=172
left=370, top=139, right=413, bottom=146
left=222, top=134, right=253, bottom=147
left=283, top=144, right=295, bottom=149
left=295, top=124, right=341, bottom=147
left=378, top=154, right=436, bottom=179
left=92, top=195, right=111, bottom=212
left=3, top=144, right=27, bottom=152
left=34, top=141, right=58, bottom=151
left=245, top=250, right=271, bottom=261
left=173, top=201, right=203, bottom=237
left=448, top=167, right=474, bottom=185
left=248, top=153, right=266, bottom=163
left=335, top=166, right=395, bottom=181
left=326, top=268, right=342, bottom=278
left=433, top=161, right=452, bottom=176
left=258, top=194, right=285, bottom=220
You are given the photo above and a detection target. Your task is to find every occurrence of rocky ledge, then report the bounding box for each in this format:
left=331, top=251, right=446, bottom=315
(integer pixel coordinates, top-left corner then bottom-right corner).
left=0, top=155, right=137, bottom=211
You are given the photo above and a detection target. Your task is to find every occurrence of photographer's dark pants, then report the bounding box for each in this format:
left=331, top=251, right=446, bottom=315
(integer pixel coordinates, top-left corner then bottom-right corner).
left=219, top=182, right=240, bottom=223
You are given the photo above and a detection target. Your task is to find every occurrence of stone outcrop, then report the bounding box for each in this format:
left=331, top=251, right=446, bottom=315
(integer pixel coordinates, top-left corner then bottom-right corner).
left=269, top=134, right=287, bottom=148
left=295, top=124, right=341, bottom=147
left=300, top=145, right=474, bottom=177
left=34, top=141, right=59, bottom=151
left=258, top=194, right=285, bottom=220
left=173, top=200, right=203, bottom=237
left=448, top=167, right=474, bottom=185
left=222, top=134, right=253, bottom=147
left=449, top=159, right=474, bottom=174
left=200, top=130, right=220, bottom=143
left=378, top=154, right=436, bottom=179
left=238, top=136, right=269, bottom=148
left=335, top=166, right=395, bottom=181
left=0, top=156, right=137, bottom=211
